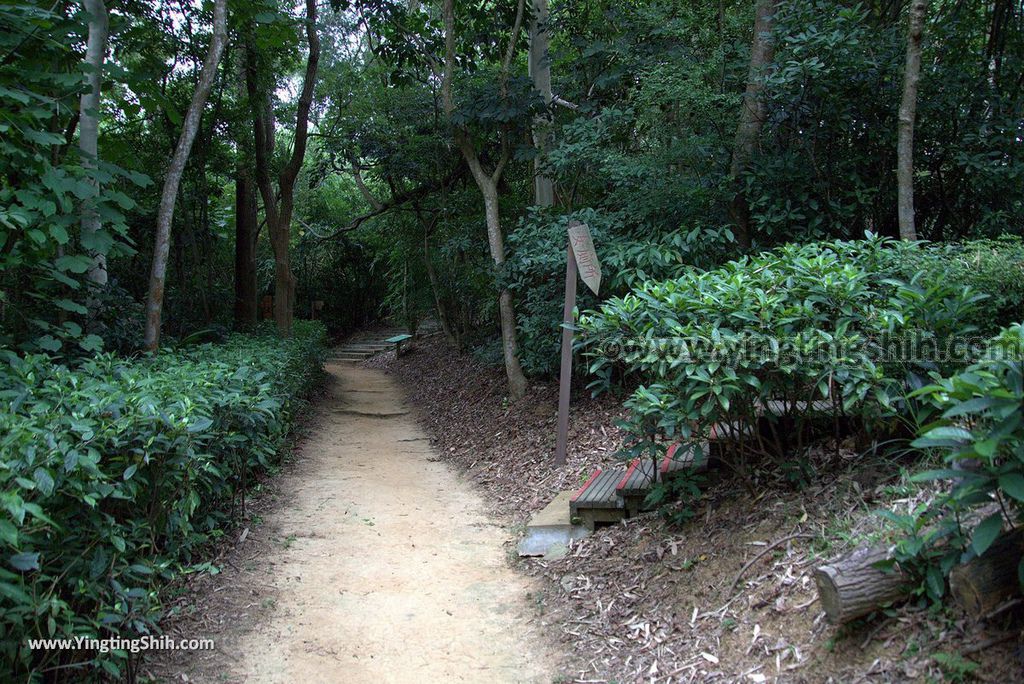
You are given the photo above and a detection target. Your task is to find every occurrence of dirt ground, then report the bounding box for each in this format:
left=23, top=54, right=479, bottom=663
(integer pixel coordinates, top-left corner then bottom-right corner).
left=149, top=362, right=555, bottom=683
left=150, top=335, right=1023, bottom=683
left=370, top=335, right=1024, bottom=683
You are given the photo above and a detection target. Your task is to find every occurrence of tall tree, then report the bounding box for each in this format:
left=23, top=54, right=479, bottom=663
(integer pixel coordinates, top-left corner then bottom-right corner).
left=897, top=0, right=927, bottom=241
left=78, top=0, right=108, bottom=286
left=233, top=55, right=258, bottom=329
left=442, top=0, right=529, bottom=400
left=728, top=0, right=777, bottom=250
left=247, top=0, right=320, bottom=337
left=142, top=0, right=228, bottom=350
left=233, top=172, right=258, bottom=328
left=528, top=0, right=553, bottom=208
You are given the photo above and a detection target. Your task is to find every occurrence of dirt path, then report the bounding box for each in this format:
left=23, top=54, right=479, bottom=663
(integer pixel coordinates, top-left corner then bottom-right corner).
left=195, top=362, right=555, bottom=682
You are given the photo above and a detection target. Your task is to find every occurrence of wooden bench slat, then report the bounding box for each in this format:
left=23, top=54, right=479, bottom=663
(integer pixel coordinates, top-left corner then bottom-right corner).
left=572, top=469, right=624, bottom=510
left=617, top=458, right=655, bottom=496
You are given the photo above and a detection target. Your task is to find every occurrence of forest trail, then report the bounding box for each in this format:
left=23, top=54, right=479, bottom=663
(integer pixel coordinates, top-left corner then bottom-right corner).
left=222, top=362, right=554, bottom=683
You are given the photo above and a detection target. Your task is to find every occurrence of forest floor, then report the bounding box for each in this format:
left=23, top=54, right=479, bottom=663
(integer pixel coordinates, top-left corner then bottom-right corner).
left=368, top=334, right=1024, bottom=683
left=148, top=361, right=555, bottom=683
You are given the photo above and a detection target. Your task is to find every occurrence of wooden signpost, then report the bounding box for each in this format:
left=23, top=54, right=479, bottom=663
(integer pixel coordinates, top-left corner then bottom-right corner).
left=555, top=220, right=601, bottom=465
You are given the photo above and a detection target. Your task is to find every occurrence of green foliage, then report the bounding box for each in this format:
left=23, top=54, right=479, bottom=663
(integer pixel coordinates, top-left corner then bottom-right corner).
left=0, top=2, right=148, bottom=353
left=644, top=468, right=704, bottom=527
left=875, top=505, right=957, bottom=603
left=881, top=237, right=1024, bottom=337
left=546, top=1, right=747, bottom=235
left=880, top=324, right=1024, bottom=602
left=0, top=321, right=326, bottom=679
left=508, top=208, right=614, bottom=375
left=508, top=208, right=735, bottom=376
left=579, top=237, right=986, bottom=508
left=931, top=652, right=979, bottom=683
left=753, top=0, right=1024, bottom=242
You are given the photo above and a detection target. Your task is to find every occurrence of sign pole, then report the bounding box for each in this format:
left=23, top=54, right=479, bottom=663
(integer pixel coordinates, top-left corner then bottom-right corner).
left=555, top=220, right=601, bottom=467
left=554, top=240, right=577, bottom=466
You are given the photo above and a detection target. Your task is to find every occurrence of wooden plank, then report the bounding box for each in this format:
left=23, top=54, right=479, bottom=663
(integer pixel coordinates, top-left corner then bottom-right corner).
left=572, top=469, right=624, bottom=510
left=569, top=469, right=603, bottom=517
left=759, top=398, right=832, bottom=415
left=660, top=442, right=709, bottom=477
left=617, top=458, right=655, bottom=496
left=570, top=469, right=601, bottom=503
left=580, top=473, right=603, bottom=503
left=595, top=469, right=621, bottom=501
left=590, top=471, right=609, bottom=501
left=616, top=459, right=640, bottom=491
left=708, top=421, right=755, bottom=440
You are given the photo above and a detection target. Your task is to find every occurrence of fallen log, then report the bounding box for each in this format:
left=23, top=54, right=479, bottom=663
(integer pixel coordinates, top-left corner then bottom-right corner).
left=815, top=505, right=1006, bottom=624
left=814, top=544, right=912, bottom=624
left=949, top=527, right=1024, bottom=619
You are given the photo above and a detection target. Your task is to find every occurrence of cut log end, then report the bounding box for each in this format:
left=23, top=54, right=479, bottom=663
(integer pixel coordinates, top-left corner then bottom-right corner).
left=814, top=564, right=844, bottom=622
left=950, top=528, right=1024, bottom=619
left=814, top=544, right=911, bottom=624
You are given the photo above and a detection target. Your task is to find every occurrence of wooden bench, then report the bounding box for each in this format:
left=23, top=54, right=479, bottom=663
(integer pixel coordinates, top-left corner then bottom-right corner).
left=385, top=333, right=413, bottom=356
left=569, top=469, right=626, bottom=530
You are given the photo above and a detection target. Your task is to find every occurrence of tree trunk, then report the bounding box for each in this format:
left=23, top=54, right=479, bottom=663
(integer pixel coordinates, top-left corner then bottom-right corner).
left=142, top=0, right=228, bottom=351
left=442, top=0, right=529, bottom=400
left=247, top=81, right=280, bottom=317
left=247, top=0, right=319, bottom=338
left=897, top=0, right=927, bottom=241
left=728, top=0, right=777, bottom=250
left=78, top=0, right=108, bottom=286
left=949, top=527, right=1024, bottom=619
left=528, top=0, right=554, bottom=207
left=423, top=228, right=456, bottom=344
left=233, top=172, right=258, bottom=329
left=482, top=180, right=528, bottom=400
left=814, top=544, right=912, bottom=624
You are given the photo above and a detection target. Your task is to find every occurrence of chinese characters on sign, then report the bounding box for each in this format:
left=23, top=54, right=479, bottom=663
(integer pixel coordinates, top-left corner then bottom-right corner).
left=556, top=221, right=602, bottom=465
left=568, top=220, right=601, bottom=296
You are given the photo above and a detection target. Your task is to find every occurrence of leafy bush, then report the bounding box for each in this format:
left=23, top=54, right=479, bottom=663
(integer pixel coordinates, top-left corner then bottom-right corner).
left=0, top=321, right=325, bottom=679
left=578, top=237, right=985, bottom=488
left=508, top=208, right=733, bottom=377
left=882, top=324, right=1024, bottom=601
left=882, top=236, right=1024, bottom=337
left=507, top=208, right=617, bottom=376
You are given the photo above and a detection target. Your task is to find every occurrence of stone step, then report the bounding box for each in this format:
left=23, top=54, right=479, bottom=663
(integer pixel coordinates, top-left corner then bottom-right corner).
left=517, top=491, right=589, bottom=558
left=345, top=332, right=404, bottom=342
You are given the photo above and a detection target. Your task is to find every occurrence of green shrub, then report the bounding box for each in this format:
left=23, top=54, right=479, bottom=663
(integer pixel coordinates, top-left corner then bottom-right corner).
left=578, top=237, right=984, bottom=490
left=0, top=321, right=325, bottom=680
left=507, top=208, right=615, bottom=376
left=882, top=323, right=1024, bottom=601
left=882, top=236, right=1024, bottom=337
left=507, top=207, right=732, bottom=377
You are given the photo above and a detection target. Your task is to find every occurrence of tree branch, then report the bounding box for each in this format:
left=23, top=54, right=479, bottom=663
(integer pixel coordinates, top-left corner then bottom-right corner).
left=350, top=164, right=383, bottom=211
left=500, top=0, right=527, bottom=83
left=279, top=0, right=320, bottom=191
left=315, top=164, right=466, bottom=240
left=552, top=94, right=579, bottom=110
